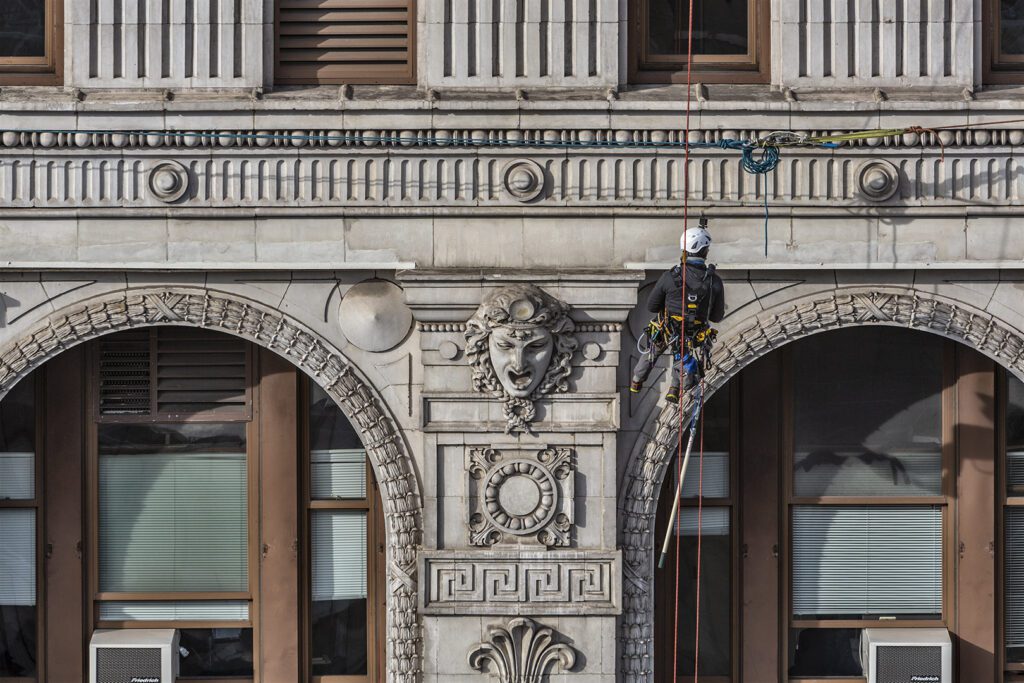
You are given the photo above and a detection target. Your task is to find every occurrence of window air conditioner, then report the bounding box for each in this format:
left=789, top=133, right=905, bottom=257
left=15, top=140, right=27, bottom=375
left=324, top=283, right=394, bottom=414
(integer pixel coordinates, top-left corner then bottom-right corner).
left=860, top=628, right=951, bottom=683
left=89, top=629, right=179, bottom=683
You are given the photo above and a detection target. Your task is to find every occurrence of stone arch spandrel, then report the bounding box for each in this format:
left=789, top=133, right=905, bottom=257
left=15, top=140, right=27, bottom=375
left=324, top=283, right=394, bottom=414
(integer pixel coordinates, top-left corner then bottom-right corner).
left=0, top=287, right=423, bottom=683
left=618, top=286, right=1024, bottom=683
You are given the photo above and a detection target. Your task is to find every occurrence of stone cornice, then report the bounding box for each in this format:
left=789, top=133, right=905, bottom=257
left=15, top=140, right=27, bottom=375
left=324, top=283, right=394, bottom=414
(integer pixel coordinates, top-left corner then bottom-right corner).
left=1, top=127, right=1022, bottom=150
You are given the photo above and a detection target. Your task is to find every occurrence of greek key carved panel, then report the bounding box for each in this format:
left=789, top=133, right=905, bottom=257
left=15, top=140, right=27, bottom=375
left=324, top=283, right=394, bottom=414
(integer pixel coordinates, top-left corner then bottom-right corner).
left=420, top=550, right=621, bottom=615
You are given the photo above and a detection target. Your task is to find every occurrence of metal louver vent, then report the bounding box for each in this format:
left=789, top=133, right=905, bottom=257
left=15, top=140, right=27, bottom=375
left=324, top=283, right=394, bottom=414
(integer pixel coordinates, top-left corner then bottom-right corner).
left=156, top=328, right=248, bottom=416
left=98, top=328, right=249, bottom=418
left=98, top=332, right=151, bottom=415
left=276, top=0, right=415, bottom=84
left=95, top=646, right=161, bottom=683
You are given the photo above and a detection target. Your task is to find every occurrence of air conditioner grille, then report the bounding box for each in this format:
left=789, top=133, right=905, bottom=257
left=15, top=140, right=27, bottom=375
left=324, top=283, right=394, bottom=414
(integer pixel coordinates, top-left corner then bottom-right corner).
left=876, top=645, right=942, bottom=683
left=95, top=646, right=162, bottom=683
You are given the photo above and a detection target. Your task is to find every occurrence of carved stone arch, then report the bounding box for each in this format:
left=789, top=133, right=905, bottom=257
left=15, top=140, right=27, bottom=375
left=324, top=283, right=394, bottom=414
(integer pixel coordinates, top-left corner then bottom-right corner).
left=0, top=287, right=423, bottom=683
left=618, top=287, right=1024, bottom=683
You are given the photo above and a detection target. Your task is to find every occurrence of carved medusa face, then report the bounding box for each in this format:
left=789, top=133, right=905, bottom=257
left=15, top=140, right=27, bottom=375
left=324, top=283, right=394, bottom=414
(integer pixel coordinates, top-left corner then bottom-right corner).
left=465, top=284, right=577, bottom=432
left=487, top=325, right=555, bottom=398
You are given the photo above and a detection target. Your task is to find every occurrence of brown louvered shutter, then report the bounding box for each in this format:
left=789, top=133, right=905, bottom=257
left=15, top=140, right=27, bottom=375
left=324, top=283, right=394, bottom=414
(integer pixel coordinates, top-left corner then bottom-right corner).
left=276, top=0, right=416, bottom=84
left=96, top=329, right=251, bottom=420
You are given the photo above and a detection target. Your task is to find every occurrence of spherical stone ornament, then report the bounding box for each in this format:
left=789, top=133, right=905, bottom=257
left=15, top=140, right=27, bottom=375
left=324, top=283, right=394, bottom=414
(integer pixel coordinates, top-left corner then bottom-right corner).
left=148, top=160, right=191, bottom=203
left=857, top=159, right=900, bottom=202
left=338, top=280, right=414, bottom=353
left=502, top=159, right=547, bottom=202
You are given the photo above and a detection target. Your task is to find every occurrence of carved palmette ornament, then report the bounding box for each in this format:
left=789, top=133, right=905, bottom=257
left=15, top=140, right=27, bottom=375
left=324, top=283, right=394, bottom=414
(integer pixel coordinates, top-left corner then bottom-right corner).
left=468, top=446, right=574, bottom=547
left=464, top=284, right=577, bottom=434
left=468, top=617, right=577, bottom=683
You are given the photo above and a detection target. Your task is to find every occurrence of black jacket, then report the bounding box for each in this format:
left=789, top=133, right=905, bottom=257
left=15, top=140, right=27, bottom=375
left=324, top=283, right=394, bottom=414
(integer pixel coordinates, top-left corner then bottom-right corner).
left=646, top=258, right=725, bottom=323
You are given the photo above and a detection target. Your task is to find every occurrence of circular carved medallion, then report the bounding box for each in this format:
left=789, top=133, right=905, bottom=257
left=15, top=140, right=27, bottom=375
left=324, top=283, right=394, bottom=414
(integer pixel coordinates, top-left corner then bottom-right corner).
left=482, top=459, right=557, bottom=535
left=148, top=160, right=191, bottom=203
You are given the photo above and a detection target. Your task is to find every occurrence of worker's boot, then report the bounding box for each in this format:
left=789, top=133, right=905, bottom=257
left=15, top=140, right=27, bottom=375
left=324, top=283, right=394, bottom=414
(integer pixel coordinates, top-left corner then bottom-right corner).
left=665, top=387, right=680, bottom=404
left=629, top=380, right=643, bottom=393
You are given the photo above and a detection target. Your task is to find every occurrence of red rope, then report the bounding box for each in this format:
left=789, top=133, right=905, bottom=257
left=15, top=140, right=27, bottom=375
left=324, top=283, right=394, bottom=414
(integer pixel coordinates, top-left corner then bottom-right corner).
left=693, top=379, right=706, bottom=682
left=673, top=0, right=697, bottom=681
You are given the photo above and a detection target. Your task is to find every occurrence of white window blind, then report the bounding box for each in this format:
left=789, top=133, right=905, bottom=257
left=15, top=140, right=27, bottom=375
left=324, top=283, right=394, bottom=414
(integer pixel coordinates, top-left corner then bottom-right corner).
left=0, top=509, right=35, bottom=606
left=679, top=451, right=729, bottom=498
left=675, top=507, right=729, bottom=537
left=99, top=452, right=248, bottom=593
left=311, top=510, right=367, bottom=602
left=0, top=452, right=34, bottom=500
left=98, top=600, right=249, bottom=621
left=792, top=505, right=942, bottom=617
left=310, top=449, right=367, bottom=499
left=1006, top=508, right=1024, bottom=648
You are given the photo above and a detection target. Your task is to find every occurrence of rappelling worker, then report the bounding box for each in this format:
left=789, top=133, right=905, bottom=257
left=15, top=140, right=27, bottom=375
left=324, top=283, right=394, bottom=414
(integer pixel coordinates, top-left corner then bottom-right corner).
left=629, top=218, right=725, bottom=404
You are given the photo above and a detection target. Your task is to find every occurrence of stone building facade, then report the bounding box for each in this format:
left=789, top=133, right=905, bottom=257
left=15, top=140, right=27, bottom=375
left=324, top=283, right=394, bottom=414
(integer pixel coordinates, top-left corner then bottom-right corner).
left=0, top=1, right=1023, bottom=682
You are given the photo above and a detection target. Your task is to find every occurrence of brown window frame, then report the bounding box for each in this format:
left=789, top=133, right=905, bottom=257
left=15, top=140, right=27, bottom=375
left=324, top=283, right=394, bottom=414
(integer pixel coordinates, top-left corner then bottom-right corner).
left=0, top=373, right=44, bottom=683
left=628, top=0, right=769, bottom=85
left=300, top=376, right=386, bottom=683
left=0, top=0, right=63, bottom=86
left=85, top=331, right=259, bottom=638
left=274, top=0, right=417, bottom=86
left=781, top=340, right=956, bottom=683
left=984, top=0, right=1024, bottom=84
left=654, top=382, right=740, bottom=683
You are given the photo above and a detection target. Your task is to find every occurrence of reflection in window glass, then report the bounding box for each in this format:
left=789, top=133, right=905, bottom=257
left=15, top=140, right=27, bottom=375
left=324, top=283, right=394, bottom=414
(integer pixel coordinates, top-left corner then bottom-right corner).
left=793, top=328, right=943, bottom=497
left=789, top=628, right=863, bottom=677
left=647, top=0, right=749, bottom=56
left=1002, top=0, right=1024, bottom=55
left=1007, top=375, right=1024, bottom=493
left=0, top=1, right=46, bottom=57
left=677, top=388, right=730, bottom=498
left=0, top=378, right=35, bottom=501
left=178, top=628, right=254, bottom=678
left=98, top=423, right=248, bottom=593
left=672, top=508, right=730, bottom=677
left=0, top=509, right=36, bottom=678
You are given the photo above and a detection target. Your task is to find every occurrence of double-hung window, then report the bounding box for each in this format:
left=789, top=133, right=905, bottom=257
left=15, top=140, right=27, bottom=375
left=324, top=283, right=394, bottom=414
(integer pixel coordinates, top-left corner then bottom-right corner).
left=304, top=381, right=385, bottom=682
left=0, top=0, right=62, bottom=84
left=91, top=328, right=255, bottom=678
left=0, top=377, right=39, bottom=681
left=630, top=0, right=768, bottom=83
left=655, top=387, right=736, bottom=681
left=986, top=0, right=1024, bottom=83
left=1004, top=373, right=1024, bottom=675
left=786, top=328, right=949, bottom=680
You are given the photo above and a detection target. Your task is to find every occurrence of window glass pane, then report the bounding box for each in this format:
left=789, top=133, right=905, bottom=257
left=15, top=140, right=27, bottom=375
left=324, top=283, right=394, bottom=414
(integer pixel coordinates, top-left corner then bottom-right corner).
left=309, top=383, right=366, bottom=498
left=789, top=628, right=863, bottom=677
left=97, top=601, right=250, bottom=621
left=672, top=508, right=730, bottom=677
left=1002, top=0, right=1024, bottom=55
left=0, top=1, right=46, bottom=57
left=0, top=509, right=36, bottom=678
left=1007, top=374, right=1024, bottom=494
left=792, top=505, right=942, bottom=619
left=98, top=423, right=248, bottom=593
left=675, top=388, right=729, bottom=498
left=647, top=0, right=749, bottom=56
left=311, top=510, right=368, bottom=676
left=0, top=377, right=35, bottom=501
left=793, top=328, right=943, bottom=497
left=1006, top=508, right=1024, bottom=662
left=178, top=628, right=254, bottom=678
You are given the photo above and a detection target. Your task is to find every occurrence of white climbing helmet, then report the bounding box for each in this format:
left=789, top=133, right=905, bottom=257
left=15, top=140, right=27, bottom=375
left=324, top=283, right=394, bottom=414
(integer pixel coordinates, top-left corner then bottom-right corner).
left=681, top=223, right=712, bottom=254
